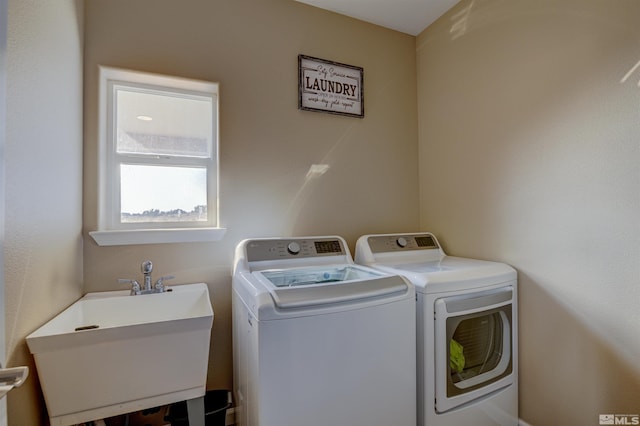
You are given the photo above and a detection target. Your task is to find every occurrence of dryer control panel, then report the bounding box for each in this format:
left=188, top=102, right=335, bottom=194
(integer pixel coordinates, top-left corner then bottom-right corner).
left=246, top=237, right=346, bottom=262
left=366, top=233, right=440, bottom=253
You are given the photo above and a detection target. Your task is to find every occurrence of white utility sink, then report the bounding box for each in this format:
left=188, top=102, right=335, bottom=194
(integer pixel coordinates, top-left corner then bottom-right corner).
left=26, top=283, right=214, bottom=426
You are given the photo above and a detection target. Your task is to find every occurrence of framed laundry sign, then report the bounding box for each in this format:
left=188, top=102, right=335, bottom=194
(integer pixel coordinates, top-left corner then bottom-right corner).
left=298, top=55, right=364, bottom=118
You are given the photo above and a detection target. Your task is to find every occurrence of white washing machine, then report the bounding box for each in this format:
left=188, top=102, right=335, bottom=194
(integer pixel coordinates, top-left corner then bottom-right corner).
left=355, top=232, right=518, bottom=426
left=232, top=236, right=416, bottom=426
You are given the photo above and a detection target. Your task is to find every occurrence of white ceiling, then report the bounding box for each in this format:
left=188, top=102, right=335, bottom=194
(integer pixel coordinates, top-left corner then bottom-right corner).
left=295, top=0, right=460, bottom=36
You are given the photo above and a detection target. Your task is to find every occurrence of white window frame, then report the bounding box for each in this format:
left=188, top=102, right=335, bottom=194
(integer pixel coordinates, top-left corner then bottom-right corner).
left=90, top=66, right=225, bottom=246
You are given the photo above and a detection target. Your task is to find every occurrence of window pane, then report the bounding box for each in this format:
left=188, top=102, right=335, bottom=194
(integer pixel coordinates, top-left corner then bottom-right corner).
left=120, top=164, right=207, bottom=223
left=115, top=86, right=212, bottom=158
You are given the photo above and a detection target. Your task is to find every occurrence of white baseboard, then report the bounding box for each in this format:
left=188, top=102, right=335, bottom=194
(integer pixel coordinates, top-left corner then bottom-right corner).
left=519, top=419, right=533, bottom=426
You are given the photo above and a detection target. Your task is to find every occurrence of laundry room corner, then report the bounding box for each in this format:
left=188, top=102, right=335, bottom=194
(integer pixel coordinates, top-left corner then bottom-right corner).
left=416, top=1, right=640, bottom=424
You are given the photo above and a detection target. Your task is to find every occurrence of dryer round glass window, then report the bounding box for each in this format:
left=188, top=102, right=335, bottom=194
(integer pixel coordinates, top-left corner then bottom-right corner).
left=446, top=308, right=512, bottom=395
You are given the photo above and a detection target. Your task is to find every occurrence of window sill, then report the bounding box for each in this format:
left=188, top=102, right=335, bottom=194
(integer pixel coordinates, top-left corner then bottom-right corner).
left=89, top=228, right=227, bottom=246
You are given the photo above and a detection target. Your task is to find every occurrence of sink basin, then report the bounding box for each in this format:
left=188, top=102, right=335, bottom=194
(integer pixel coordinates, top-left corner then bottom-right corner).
left=26, top=283, right=213, bottom=426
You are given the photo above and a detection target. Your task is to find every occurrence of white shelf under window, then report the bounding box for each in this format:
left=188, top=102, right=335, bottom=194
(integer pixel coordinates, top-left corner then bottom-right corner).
left=89, top=227, right=227, bottom=246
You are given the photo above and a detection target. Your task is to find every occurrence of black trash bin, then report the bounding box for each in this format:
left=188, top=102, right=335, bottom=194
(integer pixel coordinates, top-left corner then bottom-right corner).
left=166, top=390, right=232, bottom=426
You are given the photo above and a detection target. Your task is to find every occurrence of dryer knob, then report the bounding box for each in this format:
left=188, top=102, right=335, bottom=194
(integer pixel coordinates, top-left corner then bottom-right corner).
left=287, top=242, right=301, bottom=255
left=396, top=237, right=408, bottom=248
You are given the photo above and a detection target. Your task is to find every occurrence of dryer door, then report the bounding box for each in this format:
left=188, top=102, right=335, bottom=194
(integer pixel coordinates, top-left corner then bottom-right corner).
left=434, top=287, right=515, bottom=413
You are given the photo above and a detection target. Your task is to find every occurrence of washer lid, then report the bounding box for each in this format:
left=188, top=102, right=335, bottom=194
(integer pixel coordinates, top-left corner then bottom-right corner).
left=254, top=265, right=410, bottom=309
left=261, top=265, right=379, bottom=287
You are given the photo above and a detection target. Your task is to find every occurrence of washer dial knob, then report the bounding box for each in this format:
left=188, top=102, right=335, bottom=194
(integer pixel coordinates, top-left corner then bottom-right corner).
left=287, top=242, right=301, bottom=255
left=396, top=237, right=408, bottom=248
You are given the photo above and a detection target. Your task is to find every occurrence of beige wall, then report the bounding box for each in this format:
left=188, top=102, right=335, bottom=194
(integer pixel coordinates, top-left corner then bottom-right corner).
left=5, top=0, right=84, bottom=424
left=417, top=0, right=640, bottom=424
left=83, top=0, right=419, bottom=394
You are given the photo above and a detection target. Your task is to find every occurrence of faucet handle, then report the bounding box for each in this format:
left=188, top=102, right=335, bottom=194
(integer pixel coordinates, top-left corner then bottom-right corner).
left=119, top=279, right=141, bottom=295
left=155, top=275, right=175, bottom=292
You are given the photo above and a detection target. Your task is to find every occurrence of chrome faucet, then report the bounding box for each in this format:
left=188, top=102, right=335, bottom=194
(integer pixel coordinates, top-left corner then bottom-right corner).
left=119, top=260, right=174, bottom=295
left=142, top=260, right=153, bottom=291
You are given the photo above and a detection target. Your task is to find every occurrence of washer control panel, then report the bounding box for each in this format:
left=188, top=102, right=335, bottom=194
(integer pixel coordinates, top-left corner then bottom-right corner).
left=366, top=233, right=440, bottom=253
left=246, top=238, right=346, bottom=262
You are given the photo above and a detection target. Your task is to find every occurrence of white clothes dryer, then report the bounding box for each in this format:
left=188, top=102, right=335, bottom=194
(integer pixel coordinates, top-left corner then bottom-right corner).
left=232, top=236, right=416, bottom=426
left=355, top=232, right=518, bottom=426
